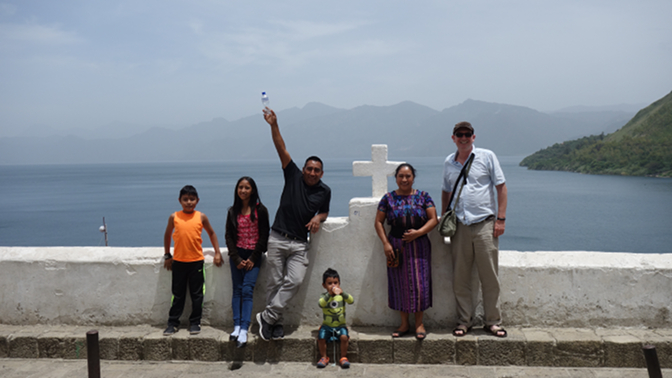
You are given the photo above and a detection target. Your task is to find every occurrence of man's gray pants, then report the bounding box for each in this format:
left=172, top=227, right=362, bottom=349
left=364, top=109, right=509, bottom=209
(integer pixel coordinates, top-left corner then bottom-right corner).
left=261, top=230, right=309, bottom=325
left=452, top=217, right=501, bottom=327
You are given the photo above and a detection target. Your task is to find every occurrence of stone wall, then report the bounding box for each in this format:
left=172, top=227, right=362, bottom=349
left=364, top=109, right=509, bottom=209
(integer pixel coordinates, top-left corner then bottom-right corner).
left=1, top=198, right=671, bottom=328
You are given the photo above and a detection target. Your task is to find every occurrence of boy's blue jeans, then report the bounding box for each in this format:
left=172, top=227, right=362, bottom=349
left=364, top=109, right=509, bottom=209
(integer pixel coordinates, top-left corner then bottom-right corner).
left=229, top=248, right=261, bottom=330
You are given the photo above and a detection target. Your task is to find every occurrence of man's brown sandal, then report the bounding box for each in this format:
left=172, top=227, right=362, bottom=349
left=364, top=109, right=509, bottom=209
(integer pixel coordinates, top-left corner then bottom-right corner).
left=484, top=324, right=507, bottom=338
left=452, top=324, right=470, bottom=337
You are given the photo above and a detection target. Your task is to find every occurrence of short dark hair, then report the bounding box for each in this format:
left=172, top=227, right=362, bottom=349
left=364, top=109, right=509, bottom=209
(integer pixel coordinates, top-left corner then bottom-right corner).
left=179, top=185, right=199, bottom=199
left=322, top=268, right=340, bottom=284
left=304, top=156, right=324, bottom=170
left=395, top=163, right=416, bottom=178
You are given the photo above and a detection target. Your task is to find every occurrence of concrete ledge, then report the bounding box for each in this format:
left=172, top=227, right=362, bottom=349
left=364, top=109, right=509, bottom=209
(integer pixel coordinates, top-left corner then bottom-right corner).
left=0, top=333, right=8, bottom=358
left=3, top=324, right=669, bottom=368
left=521, top=328, right=554, bottom=366
left=118, top=328, right=149, bottom=360
left=597, top=328, right=645, bottom=368
left=143, top=332, right=171, bottom=361
left=455, top=333, right=478, bottom=365
left=188, top=327, right=223, bottom=361
left=37, top=327, right=87, bottom=359
left=357, top=327, right=393, bottom=364
left=97, top=328, right=122, bottom=360
left=628, top=329, right=672, bottom=368
left=479, top=328, right=525, bottom=366
left=2, top=238, right=671, bottom=329
left=553, top=328, right=603, bottom=367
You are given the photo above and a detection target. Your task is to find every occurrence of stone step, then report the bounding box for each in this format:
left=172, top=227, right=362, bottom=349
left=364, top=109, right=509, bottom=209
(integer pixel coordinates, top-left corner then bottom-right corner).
left=1, top=324, right=671, bottom=368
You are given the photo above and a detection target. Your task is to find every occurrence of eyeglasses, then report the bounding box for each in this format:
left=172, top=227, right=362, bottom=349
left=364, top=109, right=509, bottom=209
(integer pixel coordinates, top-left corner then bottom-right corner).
left=454, top=132, right=473, bottom=138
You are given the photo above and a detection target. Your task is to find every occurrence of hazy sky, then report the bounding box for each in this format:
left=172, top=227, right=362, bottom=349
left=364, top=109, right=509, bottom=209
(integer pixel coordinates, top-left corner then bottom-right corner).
left=1, top=0, right=671, bottom=135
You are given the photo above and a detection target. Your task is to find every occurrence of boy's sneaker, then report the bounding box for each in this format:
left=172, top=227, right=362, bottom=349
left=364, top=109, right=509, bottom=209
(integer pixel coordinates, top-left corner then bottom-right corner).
left=316, top=356, right=329, bottom=368
left=189, top=324, right=201, bottom=335
left=271, top=324, right=284, bottom=340
left=256, top=313, right=272, bottom=341
left=339, top=357, right=350, bottom=369
left=163, top=325, right=177, bottom=336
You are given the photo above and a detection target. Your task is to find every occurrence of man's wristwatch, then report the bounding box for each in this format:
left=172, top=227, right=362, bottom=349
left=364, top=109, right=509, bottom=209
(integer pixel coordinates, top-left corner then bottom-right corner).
left=496, top=217, right=506, bottom=221
left=164, top=253, right=173, bottom=260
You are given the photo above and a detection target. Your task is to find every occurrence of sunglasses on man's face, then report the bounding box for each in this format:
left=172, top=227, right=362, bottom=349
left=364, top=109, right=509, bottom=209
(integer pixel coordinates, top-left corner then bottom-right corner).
left=454, top=132, right=473, bottom=138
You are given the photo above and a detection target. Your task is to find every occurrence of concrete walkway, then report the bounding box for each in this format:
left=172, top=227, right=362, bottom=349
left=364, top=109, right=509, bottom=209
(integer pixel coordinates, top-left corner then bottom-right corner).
left=2, top=359, right=672, bottom=378
left=1, top=324, right=671, bottom=371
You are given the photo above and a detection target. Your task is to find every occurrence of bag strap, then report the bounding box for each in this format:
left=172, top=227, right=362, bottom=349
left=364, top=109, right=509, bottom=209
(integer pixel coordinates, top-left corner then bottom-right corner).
left=446, top=153, right=475, bottom=212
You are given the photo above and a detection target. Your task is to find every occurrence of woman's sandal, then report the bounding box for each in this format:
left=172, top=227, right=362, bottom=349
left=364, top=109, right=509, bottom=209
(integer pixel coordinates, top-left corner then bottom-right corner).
left=483, top=324, right=507, bottom=338
left=316, top=356, right=330, bottom=368
left=415, top=325, right=427, bottom=340
left=452, top=324, right=470, bottom=337
left=392, top=328, right=410, bottom=338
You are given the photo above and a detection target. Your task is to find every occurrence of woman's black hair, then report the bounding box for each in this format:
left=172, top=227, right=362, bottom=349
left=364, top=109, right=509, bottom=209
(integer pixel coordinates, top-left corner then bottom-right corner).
left=232, top=176, right=262, bottom=222
left=395, top=163, right=416, bottom=178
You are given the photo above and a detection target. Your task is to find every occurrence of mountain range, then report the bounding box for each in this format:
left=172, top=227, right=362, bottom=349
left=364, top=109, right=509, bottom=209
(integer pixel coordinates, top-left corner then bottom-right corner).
left=0, top=100, right=639, bottom=165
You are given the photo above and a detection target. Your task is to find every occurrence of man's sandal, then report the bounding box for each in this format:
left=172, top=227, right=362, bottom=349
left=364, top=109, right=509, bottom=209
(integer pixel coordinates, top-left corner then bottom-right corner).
left=452, top=325, right=470, bottom=337
left=339, top=357, right=350, bottom=368
left=484, top=324, right=507, bottom=338
left=317, top=356, right=329, bottom=368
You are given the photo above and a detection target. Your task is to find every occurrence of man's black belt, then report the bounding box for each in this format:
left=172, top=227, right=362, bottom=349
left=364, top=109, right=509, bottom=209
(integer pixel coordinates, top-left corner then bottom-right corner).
left=273, top=229, right=305, bottom=242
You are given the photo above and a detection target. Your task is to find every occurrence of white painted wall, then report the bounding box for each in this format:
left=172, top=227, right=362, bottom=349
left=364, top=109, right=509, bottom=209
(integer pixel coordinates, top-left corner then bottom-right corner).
left=1, top=197, right=671, bottom=328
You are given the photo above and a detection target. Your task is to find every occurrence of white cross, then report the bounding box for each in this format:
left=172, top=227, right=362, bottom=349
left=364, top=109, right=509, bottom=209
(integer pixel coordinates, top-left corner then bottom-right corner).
left=353, top=144, right=405, bottom=198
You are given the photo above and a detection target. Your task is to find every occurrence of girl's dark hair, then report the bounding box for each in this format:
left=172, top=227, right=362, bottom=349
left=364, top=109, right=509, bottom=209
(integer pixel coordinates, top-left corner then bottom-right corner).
left=395, top=163, right=416, bottom=178
left=232, top=176, right=262, bottom=222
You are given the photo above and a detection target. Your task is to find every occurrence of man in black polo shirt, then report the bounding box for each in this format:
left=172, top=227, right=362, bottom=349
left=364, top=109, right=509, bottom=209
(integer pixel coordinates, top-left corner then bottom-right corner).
left=256, top=108, right=331, bottom=341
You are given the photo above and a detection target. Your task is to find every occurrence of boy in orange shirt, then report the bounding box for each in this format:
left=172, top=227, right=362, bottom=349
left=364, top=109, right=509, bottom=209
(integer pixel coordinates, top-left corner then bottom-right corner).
left=163, top=185, right=223, bottom=336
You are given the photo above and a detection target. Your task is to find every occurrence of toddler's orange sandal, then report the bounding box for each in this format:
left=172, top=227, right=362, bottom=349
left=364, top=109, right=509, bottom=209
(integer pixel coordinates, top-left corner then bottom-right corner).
left=317, top=356, right=329, bottom=368
left=339, top=357, right=350, bottom=368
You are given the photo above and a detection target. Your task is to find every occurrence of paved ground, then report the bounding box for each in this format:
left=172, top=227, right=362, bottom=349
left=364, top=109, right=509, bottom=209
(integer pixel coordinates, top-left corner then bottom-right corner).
left=1, top=359, right=670, bottom=378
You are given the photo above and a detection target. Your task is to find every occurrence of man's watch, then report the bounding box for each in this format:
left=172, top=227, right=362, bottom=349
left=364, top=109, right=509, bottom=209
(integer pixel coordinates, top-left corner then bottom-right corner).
left=164, top=253, right=173, bottom=260
left=496, top=217, right=506, bottom=221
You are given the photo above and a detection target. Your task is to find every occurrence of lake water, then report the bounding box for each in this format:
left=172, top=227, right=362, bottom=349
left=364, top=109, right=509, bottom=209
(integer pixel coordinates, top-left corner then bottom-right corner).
left=1, top=157, right=671, bottom=253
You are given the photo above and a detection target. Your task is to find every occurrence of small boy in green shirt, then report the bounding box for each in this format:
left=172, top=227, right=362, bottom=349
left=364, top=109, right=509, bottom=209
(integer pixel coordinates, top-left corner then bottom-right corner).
left=317, top=268, right=354, bottom=369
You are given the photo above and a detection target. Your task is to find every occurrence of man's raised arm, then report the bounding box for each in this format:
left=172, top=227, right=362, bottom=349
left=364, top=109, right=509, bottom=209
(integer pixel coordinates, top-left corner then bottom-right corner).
left=264, top=109, right=291, bottom=169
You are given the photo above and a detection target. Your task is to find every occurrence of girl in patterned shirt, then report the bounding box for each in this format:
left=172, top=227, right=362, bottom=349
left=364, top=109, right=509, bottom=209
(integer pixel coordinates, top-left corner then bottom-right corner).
left=225, top=176, right=270, bottom=348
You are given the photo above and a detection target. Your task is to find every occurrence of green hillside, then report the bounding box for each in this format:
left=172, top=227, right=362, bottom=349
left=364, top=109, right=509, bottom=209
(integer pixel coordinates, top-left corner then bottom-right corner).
left=520, top=91, right=672, bottom=177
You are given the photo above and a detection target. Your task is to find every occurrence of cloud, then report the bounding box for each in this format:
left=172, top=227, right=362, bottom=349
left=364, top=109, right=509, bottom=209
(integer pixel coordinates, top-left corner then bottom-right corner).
left=193, top=18, right=403, bottom=72
left=0, top=21, right=83, bottom=46
left=271, top=19, right=362, bottom=40
left=0, top=3, right=17, bottom=16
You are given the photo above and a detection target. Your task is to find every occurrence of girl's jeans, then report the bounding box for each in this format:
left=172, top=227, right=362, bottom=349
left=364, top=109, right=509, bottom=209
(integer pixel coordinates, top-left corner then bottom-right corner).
left=230, top=248, right=261, bottom=330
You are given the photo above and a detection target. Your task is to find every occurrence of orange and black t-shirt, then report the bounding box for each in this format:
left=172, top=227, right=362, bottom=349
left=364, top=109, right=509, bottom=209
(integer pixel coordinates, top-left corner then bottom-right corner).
left=172, top=210, right=204, bottom=262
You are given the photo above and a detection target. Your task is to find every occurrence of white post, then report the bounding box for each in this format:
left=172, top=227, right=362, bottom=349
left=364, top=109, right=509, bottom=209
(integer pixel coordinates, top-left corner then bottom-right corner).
left=352, top=144, right=404, bottom=198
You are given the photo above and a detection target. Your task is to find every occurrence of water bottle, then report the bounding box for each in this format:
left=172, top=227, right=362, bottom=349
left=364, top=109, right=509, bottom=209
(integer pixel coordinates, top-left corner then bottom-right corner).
left=261, top=92, right=269, bottom=108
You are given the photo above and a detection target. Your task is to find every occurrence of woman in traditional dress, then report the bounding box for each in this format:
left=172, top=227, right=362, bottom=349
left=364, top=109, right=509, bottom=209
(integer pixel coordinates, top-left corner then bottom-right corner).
left=374, top=163, right=438, bottom=340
